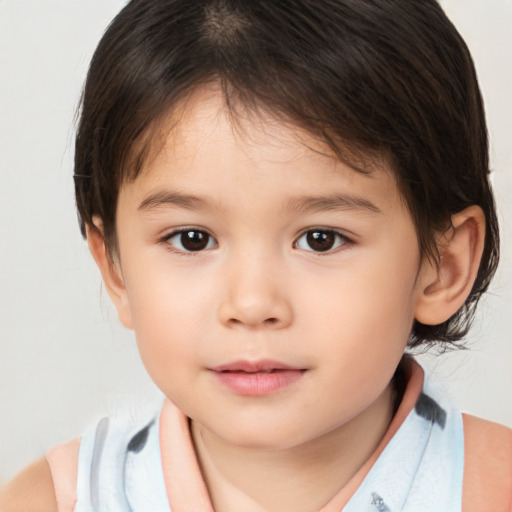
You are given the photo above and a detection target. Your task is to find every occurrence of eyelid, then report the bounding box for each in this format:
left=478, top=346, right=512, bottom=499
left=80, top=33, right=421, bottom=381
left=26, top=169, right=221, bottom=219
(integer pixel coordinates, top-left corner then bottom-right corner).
left=161, top=227, right=218, bottom=254
left=304, top=225, right=356, bottom=240
left=158, top=225, right=353, bottom=255
left=294, top=227, right=354, bottom=253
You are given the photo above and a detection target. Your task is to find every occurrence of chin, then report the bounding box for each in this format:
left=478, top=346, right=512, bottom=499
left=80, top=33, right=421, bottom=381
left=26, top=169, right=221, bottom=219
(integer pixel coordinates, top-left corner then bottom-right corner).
left=213, top=421, right=312, bottom=451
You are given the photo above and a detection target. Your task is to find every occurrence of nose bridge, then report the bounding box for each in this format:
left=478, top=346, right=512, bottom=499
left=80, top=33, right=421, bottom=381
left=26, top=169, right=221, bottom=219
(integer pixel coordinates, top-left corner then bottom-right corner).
left=218, top=243, right=293, bottom=329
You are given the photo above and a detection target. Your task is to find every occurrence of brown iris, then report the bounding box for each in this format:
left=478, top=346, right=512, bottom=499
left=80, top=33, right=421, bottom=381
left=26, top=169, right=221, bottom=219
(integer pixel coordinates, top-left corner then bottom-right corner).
left=306, top=230, right=337, bottom=252
left=179, top=230, right=210, bottom=251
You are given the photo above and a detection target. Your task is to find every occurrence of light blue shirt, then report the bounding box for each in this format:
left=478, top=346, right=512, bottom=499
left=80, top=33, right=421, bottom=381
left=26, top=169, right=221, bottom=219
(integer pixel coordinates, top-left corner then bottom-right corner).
left=73, top=368, right=464, bottom=512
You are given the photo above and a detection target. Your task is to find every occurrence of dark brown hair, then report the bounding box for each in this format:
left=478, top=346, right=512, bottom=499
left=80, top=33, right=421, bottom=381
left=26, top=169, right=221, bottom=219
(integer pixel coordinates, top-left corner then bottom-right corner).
left=74, top=0, right=499, bottom=347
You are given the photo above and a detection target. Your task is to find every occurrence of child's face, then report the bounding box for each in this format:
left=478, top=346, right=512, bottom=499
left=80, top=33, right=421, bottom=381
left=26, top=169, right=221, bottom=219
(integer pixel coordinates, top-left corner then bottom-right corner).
left=111, top=88, right=429, bottom=450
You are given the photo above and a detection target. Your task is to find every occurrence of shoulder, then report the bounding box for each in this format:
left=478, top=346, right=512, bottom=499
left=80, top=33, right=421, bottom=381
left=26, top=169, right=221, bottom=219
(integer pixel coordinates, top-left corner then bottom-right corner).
left=463, top=413, right=512, bottom=469
left=0, top=457, right=57, bottom=512
left=462, top=414, right=512, bottom=512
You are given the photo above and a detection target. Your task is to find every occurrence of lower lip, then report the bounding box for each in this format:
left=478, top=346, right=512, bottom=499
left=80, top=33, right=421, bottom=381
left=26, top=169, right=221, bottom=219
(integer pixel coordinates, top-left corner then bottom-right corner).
left=212, top=369, right=305, bottom=396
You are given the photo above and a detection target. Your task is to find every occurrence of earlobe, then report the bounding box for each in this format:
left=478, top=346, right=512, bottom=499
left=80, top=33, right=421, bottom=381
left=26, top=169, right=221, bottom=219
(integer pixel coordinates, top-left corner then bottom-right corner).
left=86, top=218, right=134, bottom=329
left=414, top=206, right=486, bottom=326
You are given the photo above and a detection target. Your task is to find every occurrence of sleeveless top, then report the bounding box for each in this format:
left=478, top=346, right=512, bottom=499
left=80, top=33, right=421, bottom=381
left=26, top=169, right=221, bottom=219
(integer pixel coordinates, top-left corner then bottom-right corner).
left=47, top=360, right=512, bottom=512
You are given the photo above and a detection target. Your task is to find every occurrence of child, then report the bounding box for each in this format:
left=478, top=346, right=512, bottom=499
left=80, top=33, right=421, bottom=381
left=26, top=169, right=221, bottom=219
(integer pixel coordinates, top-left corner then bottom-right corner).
left=1, top=0, right=511, bottom=511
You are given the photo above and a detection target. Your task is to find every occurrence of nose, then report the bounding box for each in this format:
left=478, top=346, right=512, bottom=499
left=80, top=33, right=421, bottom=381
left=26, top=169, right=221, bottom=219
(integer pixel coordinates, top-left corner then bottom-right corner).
left=217, top=254, right=293, bottom=330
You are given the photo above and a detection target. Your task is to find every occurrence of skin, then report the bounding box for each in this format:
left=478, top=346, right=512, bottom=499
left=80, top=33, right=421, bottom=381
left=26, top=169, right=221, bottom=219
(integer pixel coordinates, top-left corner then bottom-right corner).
left=0, top=458, right=57, bottom=512
left=90, top=87, right=483, bottom=512
left=1, top=86, right=485, bottom=512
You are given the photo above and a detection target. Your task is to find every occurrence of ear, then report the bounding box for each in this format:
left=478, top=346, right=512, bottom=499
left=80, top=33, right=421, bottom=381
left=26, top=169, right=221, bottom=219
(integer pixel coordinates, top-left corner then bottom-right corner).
left=414, top=205, right=486, bottom=326
left=86, top=217, right=134, bottom=329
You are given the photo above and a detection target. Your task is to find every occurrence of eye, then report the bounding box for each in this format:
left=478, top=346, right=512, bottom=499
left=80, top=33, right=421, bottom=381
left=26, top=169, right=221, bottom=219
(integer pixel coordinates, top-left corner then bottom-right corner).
left=295, top=229, right=349, bottom=253
left=165, top=229, right=217, bottom=252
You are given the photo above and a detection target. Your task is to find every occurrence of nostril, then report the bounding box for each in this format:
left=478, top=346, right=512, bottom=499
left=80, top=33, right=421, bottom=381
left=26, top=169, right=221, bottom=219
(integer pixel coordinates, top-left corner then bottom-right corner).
left=228, top=317, right=279, bottom=327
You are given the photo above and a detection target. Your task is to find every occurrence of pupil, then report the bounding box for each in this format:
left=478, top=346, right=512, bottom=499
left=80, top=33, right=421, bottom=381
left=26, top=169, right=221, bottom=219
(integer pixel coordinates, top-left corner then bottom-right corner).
left=181, top=231, right=208, bottom=251
left=307, top=231, right=334, bottom=252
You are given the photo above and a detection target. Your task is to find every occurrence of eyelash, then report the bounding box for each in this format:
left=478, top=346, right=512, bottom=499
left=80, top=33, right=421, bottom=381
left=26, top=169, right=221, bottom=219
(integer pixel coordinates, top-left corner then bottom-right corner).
left=160, top=227, right=353, bottom=256
left=161, top=228, right=218, bottom=256
left=294, top=228, right=352, bottom=254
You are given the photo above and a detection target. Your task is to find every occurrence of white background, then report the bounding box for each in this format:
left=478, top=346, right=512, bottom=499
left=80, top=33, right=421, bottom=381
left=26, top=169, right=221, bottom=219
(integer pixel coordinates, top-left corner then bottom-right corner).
left=0, top=0, right=511, bottom=482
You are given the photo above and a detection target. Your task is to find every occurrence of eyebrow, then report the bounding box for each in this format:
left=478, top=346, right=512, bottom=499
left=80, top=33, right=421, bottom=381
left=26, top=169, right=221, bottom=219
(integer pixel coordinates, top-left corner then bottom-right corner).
left=138, top=190, right=381, bottom=215
left=138, top=191, right=213, bottom=212
left=287, top=194, right=381, bottom=214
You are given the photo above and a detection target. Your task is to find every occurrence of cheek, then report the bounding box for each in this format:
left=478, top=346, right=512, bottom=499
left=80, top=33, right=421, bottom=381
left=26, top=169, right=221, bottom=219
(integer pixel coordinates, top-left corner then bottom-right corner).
left=303, top=275, right=414, bottom=424
left=127, top=257, right=214, bottom=327
left=123, top=262, right=214, bottom=382
left=308, top=253, right=416, bottom=330
left=301, top=249, right=418, bottom=372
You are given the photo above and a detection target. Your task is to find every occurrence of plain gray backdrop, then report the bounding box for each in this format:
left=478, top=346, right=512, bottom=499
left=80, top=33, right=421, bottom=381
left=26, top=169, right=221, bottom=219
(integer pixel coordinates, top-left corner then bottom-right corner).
left=0, top=0, right=511, bottom=482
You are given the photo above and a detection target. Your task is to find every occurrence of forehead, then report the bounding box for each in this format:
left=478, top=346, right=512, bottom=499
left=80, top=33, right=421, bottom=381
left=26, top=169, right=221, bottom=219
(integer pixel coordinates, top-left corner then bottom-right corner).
left=121, top=86, right=403, bottom=215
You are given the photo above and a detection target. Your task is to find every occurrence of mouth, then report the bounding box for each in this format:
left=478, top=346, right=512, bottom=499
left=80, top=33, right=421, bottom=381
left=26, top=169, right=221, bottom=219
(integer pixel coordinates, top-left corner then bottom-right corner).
left=209, top=360, right=306, bottom=396
left=211, top=360, right=302, bottom=373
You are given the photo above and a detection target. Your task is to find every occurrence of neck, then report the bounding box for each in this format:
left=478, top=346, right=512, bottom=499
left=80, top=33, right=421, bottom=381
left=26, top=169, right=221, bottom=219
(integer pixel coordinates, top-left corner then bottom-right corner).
left=191, top=384, right=395, bottom=512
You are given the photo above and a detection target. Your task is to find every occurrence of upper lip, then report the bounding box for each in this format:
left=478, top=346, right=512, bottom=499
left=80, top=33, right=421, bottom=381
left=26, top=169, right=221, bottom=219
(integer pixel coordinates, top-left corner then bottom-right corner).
left=210, top=360, right=303, bottom=373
